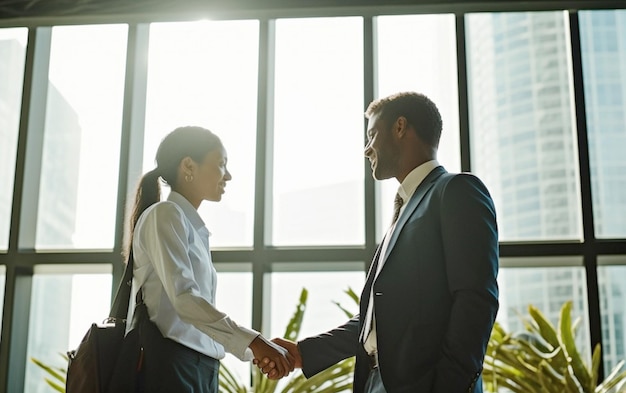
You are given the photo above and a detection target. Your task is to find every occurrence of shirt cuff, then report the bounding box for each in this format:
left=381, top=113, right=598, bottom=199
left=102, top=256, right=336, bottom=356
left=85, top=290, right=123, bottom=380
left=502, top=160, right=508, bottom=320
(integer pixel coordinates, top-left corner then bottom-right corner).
left=207, top=319, right=259, bottom=361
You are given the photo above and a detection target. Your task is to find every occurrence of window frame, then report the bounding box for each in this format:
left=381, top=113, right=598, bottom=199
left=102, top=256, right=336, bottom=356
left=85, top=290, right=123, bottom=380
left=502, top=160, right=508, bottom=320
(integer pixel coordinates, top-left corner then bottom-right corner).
left=1, top=2, right=625, bottom=391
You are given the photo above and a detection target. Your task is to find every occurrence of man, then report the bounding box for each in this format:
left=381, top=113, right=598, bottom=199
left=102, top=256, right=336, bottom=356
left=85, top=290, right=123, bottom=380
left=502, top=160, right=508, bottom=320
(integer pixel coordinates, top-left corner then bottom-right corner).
left=266, top=91, right=499, bottom=392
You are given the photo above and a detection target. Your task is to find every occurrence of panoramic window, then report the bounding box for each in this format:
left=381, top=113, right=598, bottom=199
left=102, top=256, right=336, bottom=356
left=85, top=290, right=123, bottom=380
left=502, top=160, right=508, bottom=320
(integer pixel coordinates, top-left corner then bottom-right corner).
left=0, top=265, right=5, bottom=340
left=374, top=14, right=460, bottom=237
left=598, top=257, right=626, bottom=373
left=143, top=20, right=259, bottom=248
left=0, top=27, right=28, bottom=250
left=271, top=17, right=365, bottom=246
left=269, top=267, right=365, bottom=339
left=466, top=11, right=583, bottom=242
left=579, top=10, right=626, bottom=239
left=213, top=268, right=253, bottom=387
left=24, top=265, right=112, bottom=393
left=36, top=24, right=128, bottom=250
left=497, top=258, right=591, bottom=362
left=268, top=267, right=365, bottom=389
left=0, top=4, right=625, bottom=393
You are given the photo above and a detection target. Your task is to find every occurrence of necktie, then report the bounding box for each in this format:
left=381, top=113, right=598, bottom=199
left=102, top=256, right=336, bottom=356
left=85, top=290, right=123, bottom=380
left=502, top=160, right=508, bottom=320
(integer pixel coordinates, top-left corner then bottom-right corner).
left=360, top=192, right=404, bottom=346
left=392, top=192, right=404, bottom=224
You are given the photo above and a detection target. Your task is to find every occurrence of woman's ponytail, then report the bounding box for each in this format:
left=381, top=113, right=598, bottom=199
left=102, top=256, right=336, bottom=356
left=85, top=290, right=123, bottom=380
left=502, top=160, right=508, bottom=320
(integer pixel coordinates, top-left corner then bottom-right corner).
left=125, top=168, right=161, bottom=261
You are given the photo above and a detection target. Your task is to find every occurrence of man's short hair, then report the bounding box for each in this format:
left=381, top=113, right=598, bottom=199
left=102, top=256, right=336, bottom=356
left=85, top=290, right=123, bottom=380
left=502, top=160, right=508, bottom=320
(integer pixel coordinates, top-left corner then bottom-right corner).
left=365, top=91, right=442, bottom=147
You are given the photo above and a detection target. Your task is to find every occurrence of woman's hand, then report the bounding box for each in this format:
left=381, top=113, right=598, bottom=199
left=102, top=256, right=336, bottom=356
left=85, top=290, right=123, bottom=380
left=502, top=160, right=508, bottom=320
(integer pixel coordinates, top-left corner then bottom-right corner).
left=271, top=338, right=302, bottom=368
left=254, top=337, right=303, bottom=379
left=249, top=335, right=295, bottom=379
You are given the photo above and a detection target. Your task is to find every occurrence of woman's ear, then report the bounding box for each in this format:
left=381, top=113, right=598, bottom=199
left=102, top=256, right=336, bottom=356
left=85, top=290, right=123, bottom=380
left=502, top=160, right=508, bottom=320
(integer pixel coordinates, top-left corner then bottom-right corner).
left=180, top=156, right=196, bottom=174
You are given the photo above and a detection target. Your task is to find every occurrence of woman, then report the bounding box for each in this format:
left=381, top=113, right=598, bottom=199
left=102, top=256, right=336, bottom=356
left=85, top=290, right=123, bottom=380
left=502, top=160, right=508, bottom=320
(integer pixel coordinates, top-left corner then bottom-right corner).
left=127, top=126, right=292, bottom=392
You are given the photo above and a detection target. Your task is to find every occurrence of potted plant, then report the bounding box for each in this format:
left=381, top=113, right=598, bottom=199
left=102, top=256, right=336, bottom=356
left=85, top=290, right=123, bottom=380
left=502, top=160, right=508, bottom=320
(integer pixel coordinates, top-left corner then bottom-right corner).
left=483, top=301, right=626, bottom=392
left=219, top=287, right=358, bottom=393
left=32, top=292, right=626, bottom=392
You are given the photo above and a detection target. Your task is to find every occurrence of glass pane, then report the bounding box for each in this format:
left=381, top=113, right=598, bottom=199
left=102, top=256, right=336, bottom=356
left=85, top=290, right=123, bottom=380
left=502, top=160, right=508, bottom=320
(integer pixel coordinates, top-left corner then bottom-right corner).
left=598, top=257, right=626, bottom=374
left=497, top=260, right=591, bottom=363
left=25, top=265, right=112, bottom=393
left=466, top=12, right=583, bottom=241
left=214, top=268, right=253, bottom=387
left=37, top=25, right=128, bottom=250
left=269, top=267, right=364, bottom=391
left=579, top=10, right=626, bottom=239
left=0, top=265, right=5, bottom=340
left=270, top=268, right=365, bottom=338
left=374, top=14, right=460, bottom=237
left=0, top=28, right=28, bottom=250
left=143, top=20, right=259, bottom=249
left=272, top=17, right=364, bottom=246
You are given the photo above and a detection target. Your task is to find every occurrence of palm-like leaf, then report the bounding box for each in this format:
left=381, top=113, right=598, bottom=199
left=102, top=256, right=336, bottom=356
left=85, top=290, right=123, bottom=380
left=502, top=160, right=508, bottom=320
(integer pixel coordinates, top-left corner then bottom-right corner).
left=559, top=301, right=593, bottom=392
left=33, top=296, right=626, bottom=393
left=218, top=359, right=248, bottom=393
left=220, top=287, right=357, bottom=393
left=483, top=301, right=626, bottom=393
left=31, top=353, right=68, bottom=393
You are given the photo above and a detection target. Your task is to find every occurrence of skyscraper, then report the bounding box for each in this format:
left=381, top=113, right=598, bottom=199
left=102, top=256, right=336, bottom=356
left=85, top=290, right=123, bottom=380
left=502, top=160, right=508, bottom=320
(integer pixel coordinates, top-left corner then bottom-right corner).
left=0, top=38, right=25, bottom=249
left=467, top=10, right=626, bottom=371
left=579, top=9, right=626, bottom=371
left=0, top=37, right=83, bottom=393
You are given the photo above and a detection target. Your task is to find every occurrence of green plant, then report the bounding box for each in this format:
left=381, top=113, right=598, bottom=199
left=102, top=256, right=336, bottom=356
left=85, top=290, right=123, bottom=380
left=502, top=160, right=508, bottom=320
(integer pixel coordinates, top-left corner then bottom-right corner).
left=30, top=287, right=358, bottom=393
left=33, top=294, right=626, bottom=393
left=483, top=301, right=626, bottom=393
left=219, top=287, right=359, bottom=393
left=31, top=353, right=67, bottom=392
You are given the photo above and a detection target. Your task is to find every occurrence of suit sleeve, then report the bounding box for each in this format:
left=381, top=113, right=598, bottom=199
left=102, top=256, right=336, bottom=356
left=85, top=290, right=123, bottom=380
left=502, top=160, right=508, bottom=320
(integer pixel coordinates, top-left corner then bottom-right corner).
left=297, top=315, right=361, bottom=378
left=434, top=174, right=499, bottom=392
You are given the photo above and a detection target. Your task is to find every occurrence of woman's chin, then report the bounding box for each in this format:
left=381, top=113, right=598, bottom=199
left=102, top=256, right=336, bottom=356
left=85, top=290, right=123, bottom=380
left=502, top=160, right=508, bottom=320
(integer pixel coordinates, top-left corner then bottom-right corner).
left=205, top=195, right=222, bottom=203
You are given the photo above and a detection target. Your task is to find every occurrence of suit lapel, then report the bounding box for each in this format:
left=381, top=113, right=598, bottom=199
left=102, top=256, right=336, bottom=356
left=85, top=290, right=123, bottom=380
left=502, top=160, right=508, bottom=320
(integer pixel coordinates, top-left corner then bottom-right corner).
left=360, top=242, right=384, bottom=317
left=380, top=166, right=446, bottom=264
left=360, top=166, right=447, bottom=317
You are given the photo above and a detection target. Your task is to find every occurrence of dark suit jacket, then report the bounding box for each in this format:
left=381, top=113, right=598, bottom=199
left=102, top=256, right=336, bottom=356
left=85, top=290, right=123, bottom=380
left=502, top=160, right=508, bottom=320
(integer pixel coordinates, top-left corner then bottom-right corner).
left=298, top=166, right=499, bottom=393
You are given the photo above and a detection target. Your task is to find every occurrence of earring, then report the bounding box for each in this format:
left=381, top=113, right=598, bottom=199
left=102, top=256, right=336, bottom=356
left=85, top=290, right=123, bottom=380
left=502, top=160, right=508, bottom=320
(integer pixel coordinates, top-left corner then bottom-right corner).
left=185, top=174, right=193, bottom=183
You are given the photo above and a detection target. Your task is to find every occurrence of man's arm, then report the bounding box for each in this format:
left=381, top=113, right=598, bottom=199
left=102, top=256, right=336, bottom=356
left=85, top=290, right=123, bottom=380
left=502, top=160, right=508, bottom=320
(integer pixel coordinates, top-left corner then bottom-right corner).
left=258, top=315, right=361, bottom=379
left=297, top=314, right=361, bottom=377
left=435, top=174, right=499, bottom=391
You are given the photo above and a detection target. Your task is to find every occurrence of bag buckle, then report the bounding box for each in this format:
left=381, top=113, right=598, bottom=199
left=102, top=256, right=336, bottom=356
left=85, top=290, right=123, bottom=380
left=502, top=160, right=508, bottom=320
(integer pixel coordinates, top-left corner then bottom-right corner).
left=102, top=317, right=126, bottom=324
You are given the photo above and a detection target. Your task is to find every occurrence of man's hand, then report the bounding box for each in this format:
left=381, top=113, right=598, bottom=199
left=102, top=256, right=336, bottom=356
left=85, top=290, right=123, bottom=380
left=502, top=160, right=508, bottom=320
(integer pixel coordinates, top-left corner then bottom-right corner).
left=249, top=335, right=295, bottom=380
left=253, top=337, right=303, bottom=379
left=272, top=338, right=302, bottom=368
left=252, top=338, right=302, bottom=379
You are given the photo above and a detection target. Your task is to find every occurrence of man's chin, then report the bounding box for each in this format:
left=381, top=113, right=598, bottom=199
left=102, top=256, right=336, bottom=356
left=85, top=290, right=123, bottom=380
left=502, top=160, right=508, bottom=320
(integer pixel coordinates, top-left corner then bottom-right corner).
left=372, top=171, right=392, bottom=181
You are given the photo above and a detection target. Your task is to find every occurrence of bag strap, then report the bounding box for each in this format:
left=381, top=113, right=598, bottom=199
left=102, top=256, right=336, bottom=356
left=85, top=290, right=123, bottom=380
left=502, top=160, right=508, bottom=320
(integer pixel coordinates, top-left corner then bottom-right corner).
left=108, top=249, right=135, bottom=320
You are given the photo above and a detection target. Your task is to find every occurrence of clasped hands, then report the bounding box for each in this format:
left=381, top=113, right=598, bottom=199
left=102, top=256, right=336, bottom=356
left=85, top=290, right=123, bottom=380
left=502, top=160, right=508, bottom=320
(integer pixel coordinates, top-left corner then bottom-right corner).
left=250, top=337, right=301, bottom=380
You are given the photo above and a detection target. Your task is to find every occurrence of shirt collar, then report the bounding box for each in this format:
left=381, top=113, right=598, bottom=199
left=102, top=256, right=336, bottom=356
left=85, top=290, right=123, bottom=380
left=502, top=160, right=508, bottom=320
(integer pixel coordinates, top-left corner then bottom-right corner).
left=397, top=160, right=440, bottom=204
left=167, top=191, right=207, bottom=232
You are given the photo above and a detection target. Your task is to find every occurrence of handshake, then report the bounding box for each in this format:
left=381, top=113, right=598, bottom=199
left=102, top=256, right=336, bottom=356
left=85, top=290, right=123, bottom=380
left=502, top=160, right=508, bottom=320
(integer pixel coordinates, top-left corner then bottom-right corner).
left=249, top=336, right=302, bottom=379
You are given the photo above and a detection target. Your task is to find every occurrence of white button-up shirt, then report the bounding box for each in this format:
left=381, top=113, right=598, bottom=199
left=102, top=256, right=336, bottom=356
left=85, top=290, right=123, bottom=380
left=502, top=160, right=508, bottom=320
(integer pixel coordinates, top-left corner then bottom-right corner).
left=130, top=191, right=258, bottom=361
left=363, top=160, right=440, bottom=355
